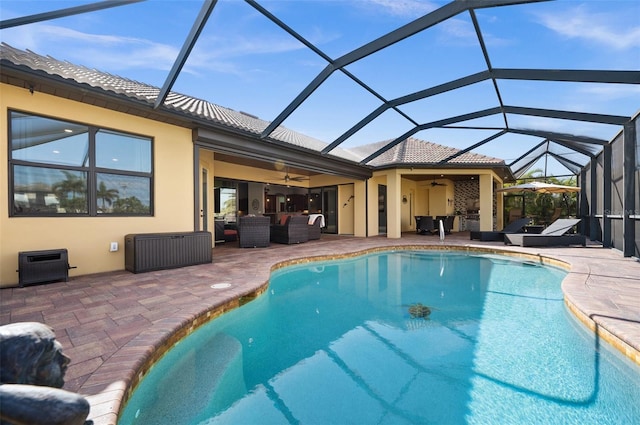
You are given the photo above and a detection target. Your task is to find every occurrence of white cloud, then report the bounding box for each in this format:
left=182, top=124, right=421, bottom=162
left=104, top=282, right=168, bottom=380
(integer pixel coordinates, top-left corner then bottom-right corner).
left=367, top=0, right=439, bottom=17
left=534, top=5, right=640, bottom=50
left=2, top=23, right=179, bottom=72
left=578, top=83, right=640, bottom=100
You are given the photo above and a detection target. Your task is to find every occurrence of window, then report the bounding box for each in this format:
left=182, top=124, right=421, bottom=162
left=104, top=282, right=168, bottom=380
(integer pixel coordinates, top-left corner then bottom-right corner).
left=9, top=111, right=153, bottom=216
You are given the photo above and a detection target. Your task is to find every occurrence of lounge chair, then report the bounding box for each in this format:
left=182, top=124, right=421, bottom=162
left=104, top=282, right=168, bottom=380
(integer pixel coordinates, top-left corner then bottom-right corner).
left=504, top=218, right=586, bottom=247
left=470, top=217, right=531, bottom=242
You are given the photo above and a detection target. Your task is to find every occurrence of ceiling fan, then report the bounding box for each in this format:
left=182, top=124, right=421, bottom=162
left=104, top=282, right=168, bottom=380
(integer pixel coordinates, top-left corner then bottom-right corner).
left=430, top=177, right=447, bottom=187
left=281, top=167, right=308, bottom=184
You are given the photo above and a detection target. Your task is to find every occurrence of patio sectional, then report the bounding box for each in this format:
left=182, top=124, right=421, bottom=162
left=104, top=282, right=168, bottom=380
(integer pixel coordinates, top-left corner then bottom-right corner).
left=271, top=215, right=310, bottom=244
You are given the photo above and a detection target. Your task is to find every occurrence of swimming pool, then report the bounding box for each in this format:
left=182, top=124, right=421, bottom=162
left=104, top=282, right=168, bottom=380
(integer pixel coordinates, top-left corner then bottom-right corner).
left=119, top=250, right=640, bottom=424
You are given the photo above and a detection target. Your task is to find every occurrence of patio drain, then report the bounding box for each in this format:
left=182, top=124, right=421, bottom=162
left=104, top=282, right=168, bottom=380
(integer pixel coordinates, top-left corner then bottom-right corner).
left=210, top=283, right=232, bottom=289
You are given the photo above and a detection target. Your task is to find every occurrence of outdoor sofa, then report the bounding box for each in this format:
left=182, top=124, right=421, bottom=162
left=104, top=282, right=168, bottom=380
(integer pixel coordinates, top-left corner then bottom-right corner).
left=307, top=214, right=323, bottom=240
left=271, top=215, right=309, bottom=244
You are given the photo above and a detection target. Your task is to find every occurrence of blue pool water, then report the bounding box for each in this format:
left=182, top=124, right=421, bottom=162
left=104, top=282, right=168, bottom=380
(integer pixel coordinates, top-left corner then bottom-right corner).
left=119, top=251, right=640, bottom=424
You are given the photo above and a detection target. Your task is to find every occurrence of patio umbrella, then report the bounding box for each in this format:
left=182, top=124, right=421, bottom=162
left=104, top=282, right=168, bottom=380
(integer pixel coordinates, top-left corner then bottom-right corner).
left=497, top=181, right=580, bottom=194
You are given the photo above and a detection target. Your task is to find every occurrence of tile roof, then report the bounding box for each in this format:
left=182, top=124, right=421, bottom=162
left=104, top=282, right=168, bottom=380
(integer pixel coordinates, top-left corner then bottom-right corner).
left=1, top=43, right=503, bottom=168
left=0, top=43, right=360, bottom=157
left=351, top=137, right=505, bottom=167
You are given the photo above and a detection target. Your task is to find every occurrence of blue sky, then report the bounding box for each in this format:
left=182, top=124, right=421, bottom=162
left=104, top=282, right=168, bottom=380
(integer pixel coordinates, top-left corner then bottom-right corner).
left=1, top=0, right=639, bottom=177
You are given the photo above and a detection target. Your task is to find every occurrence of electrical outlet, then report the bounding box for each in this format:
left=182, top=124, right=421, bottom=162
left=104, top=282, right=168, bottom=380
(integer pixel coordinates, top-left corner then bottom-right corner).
left=110, top=242, right=118, bottom=252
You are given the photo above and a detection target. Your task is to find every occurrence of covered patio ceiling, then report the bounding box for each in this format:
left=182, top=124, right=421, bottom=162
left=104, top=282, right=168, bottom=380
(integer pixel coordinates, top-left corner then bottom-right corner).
left=1, top=0, right=638, bottom=179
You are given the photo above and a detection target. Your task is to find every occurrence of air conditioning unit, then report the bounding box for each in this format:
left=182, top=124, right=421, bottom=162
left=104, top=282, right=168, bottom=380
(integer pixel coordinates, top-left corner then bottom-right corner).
left=18, top=249, right=70, bottom=287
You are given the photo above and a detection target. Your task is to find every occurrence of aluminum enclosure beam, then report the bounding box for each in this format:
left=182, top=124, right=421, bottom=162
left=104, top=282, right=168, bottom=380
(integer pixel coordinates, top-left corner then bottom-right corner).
left=590, top=159, right=599, bottom=241
left=0, top=0, right=144, bottom=29
left=262, top=0, right=544, bottom=140
left=602, top=144, right=612, bottom=248
left=154, top=0, right=217, bottom=109
left=622, top=122, right=637, bottom=257
left=492, top=69, right=640, bottom=84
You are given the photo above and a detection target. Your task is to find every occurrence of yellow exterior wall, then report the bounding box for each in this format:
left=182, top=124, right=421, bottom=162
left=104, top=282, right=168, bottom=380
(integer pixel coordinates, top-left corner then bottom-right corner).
left=401, top=178, right=417, bottom=233
left=1, top=84, right=194, bottom=287
left=338, top=184, right=355, bottom=235
left=353, top=180, right=367, bottom=237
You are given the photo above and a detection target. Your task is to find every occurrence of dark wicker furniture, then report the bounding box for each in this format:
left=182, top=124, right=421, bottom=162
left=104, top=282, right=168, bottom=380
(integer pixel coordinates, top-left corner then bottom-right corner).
left=271, top=215, right=309, bottom=244
left=237, top=216, right=270, bottom=248
left=415, top=216, right=435, bottom=234
left=470, top=217, right=531, bottom=242
left=308, top=215, right=323, bottom=240
left=504, top=218, right=586, bottom=247
left=434, top=216, right=455, bottom=234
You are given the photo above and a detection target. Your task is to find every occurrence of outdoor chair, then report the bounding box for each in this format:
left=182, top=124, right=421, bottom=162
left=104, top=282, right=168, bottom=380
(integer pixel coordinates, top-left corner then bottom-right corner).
left=271, top=215, right=309, bottom=244
left=470, top=217, right=531, bottom=242
left=416, top=216, right=435, bottom=235
left=307, top=214, right=324, bottom=240
left=237, top=216, right=270, bottom=248
left=504, top=218, right=586, bottom=247
left=435, top=216, right=454, bottom=234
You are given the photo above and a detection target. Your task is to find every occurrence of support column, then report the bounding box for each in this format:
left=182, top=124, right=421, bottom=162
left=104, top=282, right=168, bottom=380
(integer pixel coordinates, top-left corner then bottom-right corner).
left=589, top=159, right=599, bottom=241
left=193, top=144, right=200, bottom=231
left=387, top=170, right=402, bottom=238
left=367, top=178, right=379, bottom=237
left=496, top=182, right=504, bottom=230
left=353, top=180, right=368, bottom=237
left=603, top=144, right=611, bottom=248
left=479, top=174, right=493, bottom=231
left=579, top=168, right=589, bottom=238
left=623, top=122, right=636, bottom=257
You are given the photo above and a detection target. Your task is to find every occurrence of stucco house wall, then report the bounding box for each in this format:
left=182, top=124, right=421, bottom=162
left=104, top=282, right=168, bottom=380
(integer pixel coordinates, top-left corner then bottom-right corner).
left=1, top=83, right=194, bottom=286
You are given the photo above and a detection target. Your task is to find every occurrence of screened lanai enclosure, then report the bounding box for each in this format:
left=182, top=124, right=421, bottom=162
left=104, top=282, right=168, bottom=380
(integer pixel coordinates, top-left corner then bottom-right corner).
left=1, top=0, right=638, bottom=256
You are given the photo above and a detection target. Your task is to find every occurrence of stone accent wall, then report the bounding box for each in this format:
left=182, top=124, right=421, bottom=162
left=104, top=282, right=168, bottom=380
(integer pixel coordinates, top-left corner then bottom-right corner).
left=454, top=180, right=479, bottom=231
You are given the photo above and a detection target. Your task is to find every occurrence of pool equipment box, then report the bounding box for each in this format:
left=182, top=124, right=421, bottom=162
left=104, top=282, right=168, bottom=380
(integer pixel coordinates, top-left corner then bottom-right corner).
left=125, top=231, right=212, bottom=273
